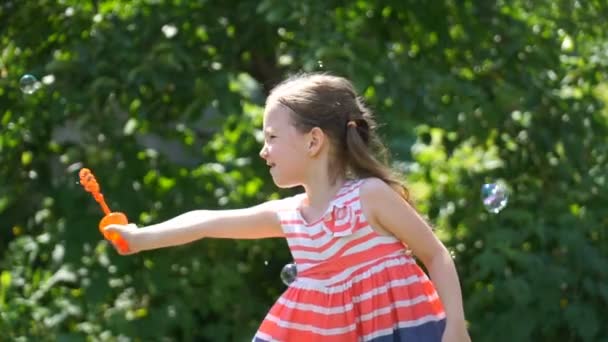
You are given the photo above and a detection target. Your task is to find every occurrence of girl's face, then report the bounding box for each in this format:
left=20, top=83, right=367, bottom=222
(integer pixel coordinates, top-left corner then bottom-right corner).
left=259, top=102, right=310, bottom=188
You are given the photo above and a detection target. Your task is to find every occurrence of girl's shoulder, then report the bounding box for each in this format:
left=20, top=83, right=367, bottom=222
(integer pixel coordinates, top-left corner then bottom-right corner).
left=267, top=193, right=306, bottom=212
left=354, top=177, right=388, bottom=194
left=358, top=177, right=404, bottom=208
left=358, top=177, right=388, bottom=190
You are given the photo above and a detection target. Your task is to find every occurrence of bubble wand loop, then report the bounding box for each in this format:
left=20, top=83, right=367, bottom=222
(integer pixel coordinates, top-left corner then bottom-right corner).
left=79, top=168, right=130, bottom=253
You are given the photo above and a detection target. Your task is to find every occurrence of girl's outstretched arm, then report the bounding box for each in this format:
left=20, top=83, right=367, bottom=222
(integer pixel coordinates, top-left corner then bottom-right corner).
left=360, top=178, right=471, bottom=342
left=104, top=200, right=284, bottom=255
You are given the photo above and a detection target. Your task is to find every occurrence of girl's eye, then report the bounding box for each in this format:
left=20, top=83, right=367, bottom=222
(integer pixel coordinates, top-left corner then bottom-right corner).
left=269, top=135, right=277, bottom=140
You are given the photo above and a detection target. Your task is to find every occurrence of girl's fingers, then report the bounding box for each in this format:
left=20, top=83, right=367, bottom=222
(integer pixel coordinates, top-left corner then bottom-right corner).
left=103, top=224, right=137, bottom=255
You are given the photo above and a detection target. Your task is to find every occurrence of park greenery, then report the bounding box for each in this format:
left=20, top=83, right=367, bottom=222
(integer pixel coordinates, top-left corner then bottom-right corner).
left=1, top=0, right=607, bottom=341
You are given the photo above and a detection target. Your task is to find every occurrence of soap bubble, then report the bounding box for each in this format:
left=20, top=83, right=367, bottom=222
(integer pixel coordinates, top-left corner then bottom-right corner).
left=280, top=263, right=297, bottom=286
left=481, top=182, right=509, bottom=214
left=20, top=74, right=41, bottom=94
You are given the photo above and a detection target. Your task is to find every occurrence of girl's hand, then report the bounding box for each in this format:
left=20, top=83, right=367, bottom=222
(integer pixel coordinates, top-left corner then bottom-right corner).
left=104, top=223, right=142, bottom=255
left=442, top=323, right=471, bottom=342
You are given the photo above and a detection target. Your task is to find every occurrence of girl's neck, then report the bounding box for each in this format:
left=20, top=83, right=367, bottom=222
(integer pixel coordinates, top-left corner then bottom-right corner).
left=301, top=176, right=347, bottom=212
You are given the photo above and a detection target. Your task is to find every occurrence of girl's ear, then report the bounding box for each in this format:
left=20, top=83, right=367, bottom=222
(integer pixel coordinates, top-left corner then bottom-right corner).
left=307, top=127, right=325, bottom=156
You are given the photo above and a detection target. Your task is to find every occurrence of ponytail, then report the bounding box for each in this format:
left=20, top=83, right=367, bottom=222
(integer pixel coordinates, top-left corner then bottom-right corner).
left=344, top=105, right=413, bottom=205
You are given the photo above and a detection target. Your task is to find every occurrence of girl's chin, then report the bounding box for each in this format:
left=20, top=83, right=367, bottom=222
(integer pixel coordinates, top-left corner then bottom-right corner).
left=272, top=178, right=289, bottom=188
left=276, top=184, right=299, bottom=190
left=271, top=176, right=299, bottom=189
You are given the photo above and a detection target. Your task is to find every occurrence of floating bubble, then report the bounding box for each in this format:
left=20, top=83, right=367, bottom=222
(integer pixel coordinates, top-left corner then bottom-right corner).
left=481, top=182, right=509, bottom=214
left=20, top=74, right=41, bottom=94
left=280, top=263, right=297, bottom=286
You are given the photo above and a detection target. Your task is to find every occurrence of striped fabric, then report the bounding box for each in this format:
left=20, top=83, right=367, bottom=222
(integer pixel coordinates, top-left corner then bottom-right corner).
left=254, top=179, right=446, bottom=341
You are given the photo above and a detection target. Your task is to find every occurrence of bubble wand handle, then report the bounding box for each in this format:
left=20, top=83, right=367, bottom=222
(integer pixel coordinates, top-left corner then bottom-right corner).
left=79, top=168, right=130, bottom=253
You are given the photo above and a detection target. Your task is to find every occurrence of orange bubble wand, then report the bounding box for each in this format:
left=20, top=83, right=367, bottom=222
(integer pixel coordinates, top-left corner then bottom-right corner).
left=79, top=168, right=130, bottom=253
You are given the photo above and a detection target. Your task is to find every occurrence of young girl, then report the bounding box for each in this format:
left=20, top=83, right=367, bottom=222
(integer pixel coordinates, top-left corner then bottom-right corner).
left=105, top=73, right=471, bottom=342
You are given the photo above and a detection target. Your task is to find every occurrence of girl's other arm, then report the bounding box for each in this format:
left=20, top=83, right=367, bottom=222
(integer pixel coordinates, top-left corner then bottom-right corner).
left=360, top=178, right=470, bottom=341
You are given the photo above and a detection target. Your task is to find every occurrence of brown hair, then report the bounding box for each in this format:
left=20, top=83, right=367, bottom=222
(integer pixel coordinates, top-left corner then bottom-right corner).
left=267, top=72, right=412, bottom=204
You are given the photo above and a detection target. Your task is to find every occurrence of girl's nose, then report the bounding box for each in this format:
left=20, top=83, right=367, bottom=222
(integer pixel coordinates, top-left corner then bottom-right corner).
left=259, top=144, right=268, bottom=159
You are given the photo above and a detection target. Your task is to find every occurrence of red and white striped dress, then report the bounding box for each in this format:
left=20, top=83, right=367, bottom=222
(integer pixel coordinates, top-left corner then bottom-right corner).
left=254, top=179, right=446, bottom=341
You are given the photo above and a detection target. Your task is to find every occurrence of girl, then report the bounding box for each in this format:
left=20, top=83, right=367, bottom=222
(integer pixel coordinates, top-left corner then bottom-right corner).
left=105, top=73, right=471, bottom=342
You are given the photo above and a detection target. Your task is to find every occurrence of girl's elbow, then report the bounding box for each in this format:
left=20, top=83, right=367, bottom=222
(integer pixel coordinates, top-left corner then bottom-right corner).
left=418, top=245, right=450, bottom=267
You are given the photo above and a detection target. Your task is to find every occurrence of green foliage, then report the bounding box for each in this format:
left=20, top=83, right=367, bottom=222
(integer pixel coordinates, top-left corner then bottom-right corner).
left=1, top=0, right=607, bottom=341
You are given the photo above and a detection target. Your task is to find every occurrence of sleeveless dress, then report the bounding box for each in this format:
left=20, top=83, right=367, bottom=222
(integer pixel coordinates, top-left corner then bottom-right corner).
left=254, top=179, right=446, bottom=341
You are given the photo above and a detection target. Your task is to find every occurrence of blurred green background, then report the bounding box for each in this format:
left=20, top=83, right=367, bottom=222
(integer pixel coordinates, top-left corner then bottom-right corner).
left=1, top=1, right=607, bottom=341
